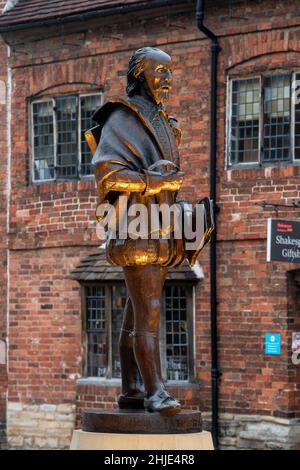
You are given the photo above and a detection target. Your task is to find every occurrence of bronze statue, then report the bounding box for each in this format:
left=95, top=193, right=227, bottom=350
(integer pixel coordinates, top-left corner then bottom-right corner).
left=85, top=47, right=213, bottom=416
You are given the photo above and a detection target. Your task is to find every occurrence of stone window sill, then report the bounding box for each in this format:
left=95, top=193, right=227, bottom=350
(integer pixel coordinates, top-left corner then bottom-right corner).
left=76, top=377, right=200, bottom=388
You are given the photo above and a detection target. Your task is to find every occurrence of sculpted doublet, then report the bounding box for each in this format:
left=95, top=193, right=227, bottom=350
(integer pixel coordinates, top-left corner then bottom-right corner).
left=91, top=93, right=186, bottom=268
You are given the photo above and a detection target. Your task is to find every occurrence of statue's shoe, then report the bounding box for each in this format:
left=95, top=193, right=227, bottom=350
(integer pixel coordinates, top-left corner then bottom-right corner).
left=118, top=392, right=145, bottom=410
left=144, top=390, right=181, bottom=416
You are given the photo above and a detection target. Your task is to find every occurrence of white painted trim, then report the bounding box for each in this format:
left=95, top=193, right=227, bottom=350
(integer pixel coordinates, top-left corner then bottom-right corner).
left=79, top=92, right=103, bottom=99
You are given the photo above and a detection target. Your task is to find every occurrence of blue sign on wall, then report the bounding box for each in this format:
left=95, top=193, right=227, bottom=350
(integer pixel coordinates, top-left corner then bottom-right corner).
left=265, top=333, right=281, bottom=355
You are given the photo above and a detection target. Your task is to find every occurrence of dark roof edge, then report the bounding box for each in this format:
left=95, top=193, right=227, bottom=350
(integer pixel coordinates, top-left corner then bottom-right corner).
left=0, top=0, right=194, bottom=33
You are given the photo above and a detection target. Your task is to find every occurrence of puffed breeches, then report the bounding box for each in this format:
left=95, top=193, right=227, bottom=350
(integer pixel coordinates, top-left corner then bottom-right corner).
left=106, top=236, right=185, bottom=268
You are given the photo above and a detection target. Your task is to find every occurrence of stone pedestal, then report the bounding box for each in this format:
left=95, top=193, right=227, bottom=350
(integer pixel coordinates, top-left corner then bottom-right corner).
left=70, top=409, right=214, bottom=450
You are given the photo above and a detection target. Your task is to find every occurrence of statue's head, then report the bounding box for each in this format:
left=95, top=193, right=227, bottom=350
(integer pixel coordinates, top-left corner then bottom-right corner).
left=126, top=47, right=173, bottom=105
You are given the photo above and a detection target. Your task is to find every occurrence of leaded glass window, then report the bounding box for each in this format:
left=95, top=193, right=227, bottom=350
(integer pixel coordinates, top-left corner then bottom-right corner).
left=31, top=92, right=102, bottom=182
left=32, top=100, right=55, bottom=181
left=294, top=73, right=300, bottom=160
left=230, top=78, right=260, bottom=164
left=56, top=96, right=78, bottom=178
left=111, top=285, right=127, bottom=378
left=228, top=72, right=300, bottom=166
left=80, top=95, right=102, bottom=176
left=165, top=285, right=189, bottom=381
left=84, top=283, right=194, bottom=382
left=263, top=75, right=291, bottom=162
left=86, top=286, right=107, bottom=377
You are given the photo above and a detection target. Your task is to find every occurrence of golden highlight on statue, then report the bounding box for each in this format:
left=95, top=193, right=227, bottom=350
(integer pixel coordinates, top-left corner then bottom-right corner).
left=85, top=47, right=213, bottom=415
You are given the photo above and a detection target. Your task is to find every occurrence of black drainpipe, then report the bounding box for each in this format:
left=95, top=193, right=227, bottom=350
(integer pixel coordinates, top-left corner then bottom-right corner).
left=196, top=0, right=221, bottom=449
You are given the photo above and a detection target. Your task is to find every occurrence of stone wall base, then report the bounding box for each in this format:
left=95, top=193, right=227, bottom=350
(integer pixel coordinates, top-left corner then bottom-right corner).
left=7, top=402, right=76, bottom=449
left=202, top=412, right=300, bottom=450
left=6, top=406, right=300, bottom=450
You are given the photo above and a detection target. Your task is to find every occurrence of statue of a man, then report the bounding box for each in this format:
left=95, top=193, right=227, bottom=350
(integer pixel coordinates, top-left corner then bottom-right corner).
left=89, top=47, right=189, bottom=415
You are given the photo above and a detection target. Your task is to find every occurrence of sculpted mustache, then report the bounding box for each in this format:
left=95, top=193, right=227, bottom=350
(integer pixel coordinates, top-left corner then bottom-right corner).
left=158, top=86, right=172, bottom=91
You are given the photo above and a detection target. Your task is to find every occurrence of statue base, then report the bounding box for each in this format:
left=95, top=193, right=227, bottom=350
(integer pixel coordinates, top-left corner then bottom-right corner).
left=70, top=409, right=214, bottom=450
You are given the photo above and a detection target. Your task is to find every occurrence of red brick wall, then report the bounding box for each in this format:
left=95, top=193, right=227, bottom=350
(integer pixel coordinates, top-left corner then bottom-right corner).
left=1, top=0, right=300, bottom=443
left=8, top=247, right=87, bottom=404
left=218, top=241, right=296, bottom=417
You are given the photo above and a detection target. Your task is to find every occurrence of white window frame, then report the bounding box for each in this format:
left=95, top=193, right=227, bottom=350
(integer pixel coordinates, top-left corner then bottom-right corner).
left=226, top=75, right=262, bottom=168
left=291, top=71, right=300, bottom=163
left=30, top=97, right=56, bottom=183
left=30, top=92, right=103, bottom=183
left=160, top=283, right=195, bottom=384
left=82, top=281, right=196, bottom=383
left=226, top=72, right=300, bottom=168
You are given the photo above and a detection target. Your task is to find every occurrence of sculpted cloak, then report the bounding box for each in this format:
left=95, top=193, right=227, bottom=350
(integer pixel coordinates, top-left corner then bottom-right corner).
left=90, top=94, right=186, bottom=267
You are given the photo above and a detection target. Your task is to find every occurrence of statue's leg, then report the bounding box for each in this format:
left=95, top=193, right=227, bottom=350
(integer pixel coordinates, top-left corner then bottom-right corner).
left=123, top=264, right=181, bottom=415
left=118, top=296, right=145, bottom=409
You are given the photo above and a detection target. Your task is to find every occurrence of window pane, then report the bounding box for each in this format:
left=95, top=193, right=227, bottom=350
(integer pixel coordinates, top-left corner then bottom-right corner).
left=294, top=73, right=300, bottom=160
left=86, top=286, right=107, bottom=377
left=56, top=96, right=78, bottom=178
left=111, top=284, right=127, bottom=378
left=32, top=101, right=55, bottom=180
left=80, top=94, right=102, bottom=176
left=230, top=78, right=260, bottom=164
left=263, top=75, right=291, bottom=162
left=164, top=285, right=189, bottom=381
left=86, top=332, right=107, bottom=378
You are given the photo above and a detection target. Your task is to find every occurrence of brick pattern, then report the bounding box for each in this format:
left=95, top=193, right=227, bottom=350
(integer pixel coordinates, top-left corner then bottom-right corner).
left=0, top=0, right=300, bottom=449
left=8, top=247, right=90, bottom=404
left=9, top=180, right=99, bottom=250
left=217, top=241, right=296, bottom=417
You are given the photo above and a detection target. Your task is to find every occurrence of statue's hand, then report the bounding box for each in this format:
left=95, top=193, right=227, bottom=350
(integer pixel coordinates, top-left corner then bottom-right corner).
left=143, top=170, right=184, bottom=196
left=162, top=170, right=184, bottom=191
